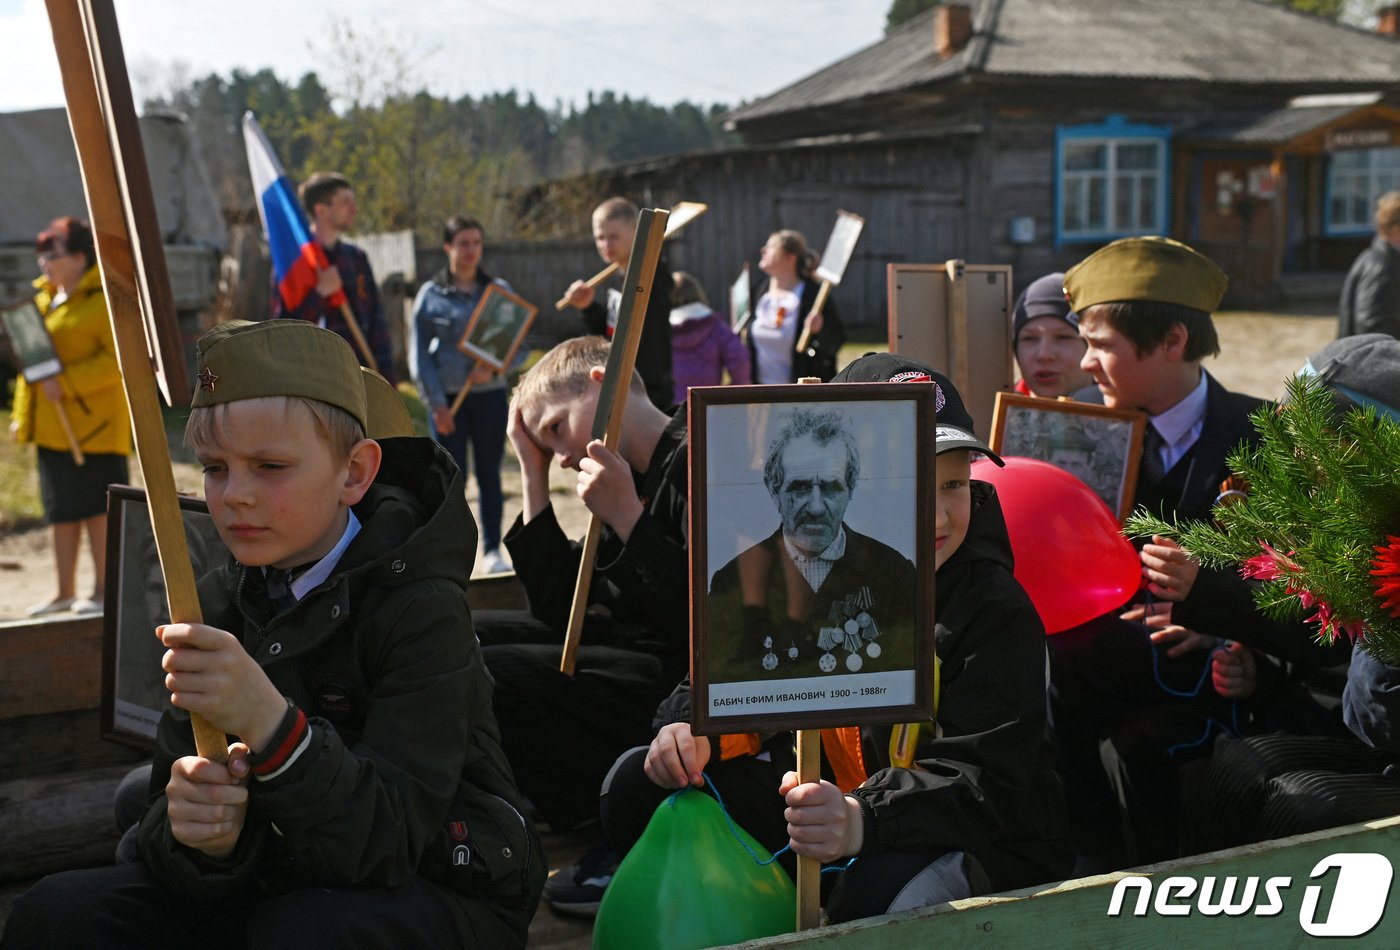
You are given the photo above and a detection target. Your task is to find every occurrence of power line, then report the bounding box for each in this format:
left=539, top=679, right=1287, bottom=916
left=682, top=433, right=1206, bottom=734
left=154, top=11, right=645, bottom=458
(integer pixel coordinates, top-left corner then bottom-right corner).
left=467, top=0, right=749, bottom=102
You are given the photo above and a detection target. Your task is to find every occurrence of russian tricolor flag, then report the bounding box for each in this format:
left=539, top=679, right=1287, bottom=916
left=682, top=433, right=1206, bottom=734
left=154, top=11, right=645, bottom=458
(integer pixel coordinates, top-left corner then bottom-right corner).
left=242, top=111, right=345, bottom=311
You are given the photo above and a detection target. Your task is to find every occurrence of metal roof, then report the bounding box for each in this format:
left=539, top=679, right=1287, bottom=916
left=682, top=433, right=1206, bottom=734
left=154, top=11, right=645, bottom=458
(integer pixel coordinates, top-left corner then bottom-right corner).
left=729, top=0, right=1400, bottom=128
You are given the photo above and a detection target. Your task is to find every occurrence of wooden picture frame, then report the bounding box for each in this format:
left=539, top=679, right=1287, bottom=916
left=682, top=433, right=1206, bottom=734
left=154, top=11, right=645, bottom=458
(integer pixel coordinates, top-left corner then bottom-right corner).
left=887, top=262, right=1014, bottom=441
left=455, top=284, right=538, bottom=372
left=690, top=383, right=937, bottom=735
left=0, top=298, right=63, bottom=382
left=101, top=485, right=228, bottom=748
left=990, top=391, right=1147, bottom=522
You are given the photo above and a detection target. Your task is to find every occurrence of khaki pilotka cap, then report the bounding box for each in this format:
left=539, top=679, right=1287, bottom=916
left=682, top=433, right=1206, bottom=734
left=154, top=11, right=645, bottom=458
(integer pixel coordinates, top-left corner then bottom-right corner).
left=1062, top=236, right=1228, bottom=313
left=191, top=319, right=368, bottom=430
left=360, top=367, right=415, bottom=439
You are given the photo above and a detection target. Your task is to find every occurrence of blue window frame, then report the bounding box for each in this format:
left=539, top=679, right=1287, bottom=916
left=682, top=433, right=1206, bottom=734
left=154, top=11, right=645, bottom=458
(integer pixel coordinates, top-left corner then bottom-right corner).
left=1325, top=147, right=1400, bottom=235
left=1056, top=116, right=1171, bottom=245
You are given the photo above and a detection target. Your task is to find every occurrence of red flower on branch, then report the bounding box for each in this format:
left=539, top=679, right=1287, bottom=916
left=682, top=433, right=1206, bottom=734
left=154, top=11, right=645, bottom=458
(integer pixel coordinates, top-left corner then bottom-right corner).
left=1241, top=541, right=1301, bottom=582
left=1371, top=535, right=1400, bottom=619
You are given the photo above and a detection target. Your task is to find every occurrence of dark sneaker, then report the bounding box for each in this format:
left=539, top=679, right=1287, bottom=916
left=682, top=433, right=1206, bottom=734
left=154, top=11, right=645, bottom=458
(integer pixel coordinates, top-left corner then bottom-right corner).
left=542, top=845, right=620, bottom=917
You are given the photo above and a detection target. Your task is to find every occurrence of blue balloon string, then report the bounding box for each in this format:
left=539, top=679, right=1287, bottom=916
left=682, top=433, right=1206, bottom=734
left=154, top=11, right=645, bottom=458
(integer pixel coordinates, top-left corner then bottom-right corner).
left=675, top=771, right=856, bottom=875
left=1135, top=592, right=1241, bottom=757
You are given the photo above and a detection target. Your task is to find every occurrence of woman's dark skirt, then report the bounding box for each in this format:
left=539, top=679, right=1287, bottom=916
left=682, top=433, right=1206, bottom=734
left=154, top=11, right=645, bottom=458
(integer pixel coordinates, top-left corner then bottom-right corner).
left=37, top=446, right=129, bottom=523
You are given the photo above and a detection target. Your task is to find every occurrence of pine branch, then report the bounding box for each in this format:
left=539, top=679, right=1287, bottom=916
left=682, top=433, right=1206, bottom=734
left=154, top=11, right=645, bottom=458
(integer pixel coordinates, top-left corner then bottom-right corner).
left=1125, top=374, right=1400, bottom=660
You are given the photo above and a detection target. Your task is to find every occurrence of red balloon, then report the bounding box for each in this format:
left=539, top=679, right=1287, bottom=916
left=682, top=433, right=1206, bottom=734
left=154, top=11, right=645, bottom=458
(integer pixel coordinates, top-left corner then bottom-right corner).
left=971, top=456, right=1141, bottom=634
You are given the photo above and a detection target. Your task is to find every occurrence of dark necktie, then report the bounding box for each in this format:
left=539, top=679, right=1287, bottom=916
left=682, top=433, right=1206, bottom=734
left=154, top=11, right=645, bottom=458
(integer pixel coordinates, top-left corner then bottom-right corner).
left=263, top=567, right=299, bottom=618
left=1140, top=423, right=1167, bottom=487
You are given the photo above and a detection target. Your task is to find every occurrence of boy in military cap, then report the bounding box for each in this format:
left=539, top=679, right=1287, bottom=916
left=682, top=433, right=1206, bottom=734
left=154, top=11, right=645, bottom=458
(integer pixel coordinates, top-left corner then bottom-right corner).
left=3, top=320, right=541, bottom=949
left=587, top=356, right=1072, bottom=923
left=1053, top=236, right=1272, bottom=867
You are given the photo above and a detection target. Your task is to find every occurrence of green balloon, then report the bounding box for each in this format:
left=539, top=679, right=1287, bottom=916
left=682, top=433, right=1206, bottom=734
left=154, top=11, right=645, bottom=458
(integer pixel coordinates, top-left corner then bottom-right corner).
left=593, top=787, right=796, bottom=950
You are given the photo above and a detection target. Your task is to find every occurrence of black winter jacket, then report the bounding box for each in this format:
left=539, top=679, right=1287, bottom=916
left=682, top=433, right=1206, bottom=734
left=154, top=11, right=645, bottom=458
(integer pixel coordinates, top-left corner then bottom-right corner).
left=582, top=255, right=675, bottom=410
left=659, top=481, right=1073, bottom=892
left=139, top=438, right=542, bottom=923
left=1338, top=236, right=1400, bottom=340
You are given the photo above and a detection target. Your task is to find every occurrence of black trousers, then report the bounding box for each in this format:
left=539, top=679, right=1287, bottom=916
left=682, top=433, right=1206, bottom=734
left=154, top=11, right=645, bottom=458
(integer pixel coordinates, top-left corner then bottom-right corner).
left=1183, top=732, right=1400, bottom=854
left=478, top=610, right=678, bottom=832
left=1051, top=613, right=1235, bottom=867
left=0, top=862, right=525, bottom=950
left=599, top=746, right=975, bottom=924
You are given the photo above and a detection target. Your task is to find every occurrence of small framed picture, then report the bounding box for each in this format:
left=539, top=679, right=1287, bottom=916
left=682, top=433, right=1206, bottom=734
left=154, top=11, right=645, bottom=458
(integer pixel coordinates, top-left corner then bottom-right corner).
left=101, top=486, right=229, bottom=748
left=730, top=262, right=752, bottom=333
left=690, top=383, right=937, bottom=735
left=455, top=284, right=538, bottom=371
left=990, top=391, right=1147, bottom=522
left=0, top=298, right=63, bottom=382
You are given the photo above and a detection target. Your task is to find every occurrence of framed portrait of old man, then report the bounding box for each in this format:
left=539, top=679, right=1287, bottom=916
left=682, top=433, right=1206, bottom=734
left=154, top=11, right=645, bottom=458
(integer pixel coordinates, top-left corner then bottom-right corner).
left=690, top=383, right=937, bottom=735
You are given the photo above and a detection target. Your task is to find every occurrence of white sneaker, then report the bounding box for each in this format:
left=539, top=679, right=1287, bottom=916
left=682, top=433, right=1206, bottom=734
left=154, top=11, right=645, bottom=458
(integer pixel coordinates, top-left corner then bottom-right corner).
left=479, top=549, right=512, bottom=575
left=71, top=597, right=104, bottom=614
left=26, top=597, right=75, bottom=617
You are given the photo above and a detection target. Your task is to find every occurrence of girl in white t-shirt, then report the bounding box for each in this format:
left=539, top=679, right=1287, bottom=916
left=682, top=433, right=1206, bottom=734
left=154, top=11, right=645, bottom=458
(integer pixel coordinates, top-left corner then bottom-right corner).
left=749, top=229, right=844, bottom=383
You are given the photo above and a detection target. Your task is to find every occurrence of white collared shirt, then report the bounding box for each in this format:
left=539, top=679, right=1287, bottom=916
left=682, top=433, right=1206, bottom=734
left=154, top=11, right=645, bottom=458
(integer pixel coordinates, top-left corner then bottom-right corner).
left=287, top=509, right=363, bottom=601
left=1147, top=371, right=1209, bottom=473
left=783, top=524, right=847, bottom=593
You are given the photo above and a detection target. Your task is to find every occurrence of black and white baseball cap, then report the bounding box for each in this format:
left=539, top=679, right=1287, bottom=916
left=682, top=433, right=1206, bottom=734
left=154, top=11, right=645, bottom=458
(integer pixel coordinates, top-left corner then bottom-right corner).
left=831, top=353, right=1005, bottom=465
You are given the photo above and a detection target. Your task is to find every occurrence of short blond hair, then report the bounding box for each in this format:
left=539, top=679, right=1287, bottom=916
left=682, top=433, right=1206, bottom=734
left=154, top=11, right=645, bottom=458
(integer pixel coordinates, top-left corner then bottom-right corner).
left=512, top=336, right=644, bottom=416
left=593, top=196, right=638, bottom=226
left=1378, top=192, right=1400, bottom=232
left=186, top=395, right=363, bottom=463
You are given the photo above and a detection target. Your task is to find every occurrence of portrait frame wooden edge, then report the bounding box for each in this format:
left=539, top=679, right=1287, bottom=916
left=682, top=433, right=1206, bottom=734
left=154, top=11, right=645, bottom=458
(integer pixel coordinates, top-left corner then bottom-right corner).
left=100, top=484, right=216, bottom=750
left=0, top=296, right=64, bottom=383
left=989, top=390, right=1148, bottom=522
left=688, top=382, right=937, bottom=737
left=453, top=283, right=538, bottom=372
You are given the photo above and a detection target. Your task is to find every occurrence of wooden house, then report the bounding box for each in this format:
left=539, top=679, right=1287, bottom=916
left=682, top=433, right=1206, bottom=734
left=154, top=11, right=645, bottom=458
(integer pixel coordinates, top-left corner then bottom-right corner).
left=506, top=0, right=1400, bottom=325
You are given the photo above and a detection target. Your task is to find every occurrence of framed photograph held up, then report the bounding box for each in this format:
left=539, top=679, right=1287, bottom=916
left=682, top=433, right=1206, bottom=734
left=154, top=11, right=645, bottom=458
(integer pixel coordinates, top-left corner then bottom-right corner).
left=102, top=485, right=228, bottom=748
left=0, top=298, right=63, bottom=382
left=455, top=284, right=538, bottom=371
left=814, top=210, right=865, bottom=285
left=990, top=391, right=1147, bottom=522
left=730, top=263, right=752, bottom=333
left=689, top=383, right=936, bottom=735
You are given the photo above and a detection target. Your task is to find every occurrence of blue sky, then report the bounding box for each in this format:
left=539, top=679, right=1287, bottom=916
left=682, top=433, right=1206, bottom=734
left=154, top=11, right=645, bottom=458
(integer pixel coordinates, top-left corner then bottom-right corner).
left=2, top=1, right=888, bottom=112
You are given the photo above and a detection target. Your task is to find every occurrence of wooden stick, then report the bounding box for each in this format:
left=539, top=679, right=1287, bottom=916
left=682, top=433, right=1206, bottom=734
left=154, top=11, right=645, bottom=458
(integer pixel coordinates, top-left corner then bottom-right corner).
left=796, top=729, right=823, bottom=931
left=49, top=0, right=226, bottom=762
left=338, top=301, right=378, bottom=373
left=559, top=208, right=669, bottom=675
left=554, top=201, right=708, bottom=312
left=554, top=262, right=619, bottom=311
left=446, top=373, right=478, bottom=418
left=51, top=400, right=86, bottom=465
left=794, top=280, right=832, bottom=355
left=945, top=260, right=970, bottom=399
left=793, top=371, right=824, bottom=931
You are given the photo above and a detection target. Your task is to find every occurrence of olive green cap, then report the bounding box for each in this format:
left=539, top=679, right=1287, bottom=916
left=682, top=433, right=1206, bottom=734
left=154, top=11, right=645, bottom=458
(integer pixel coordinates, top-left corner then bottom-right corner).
left=360, top=367, right=415, bottom=439
left=191, top=320, right=367, bottom=430
left=1063, top=236, right=1227, bottom=314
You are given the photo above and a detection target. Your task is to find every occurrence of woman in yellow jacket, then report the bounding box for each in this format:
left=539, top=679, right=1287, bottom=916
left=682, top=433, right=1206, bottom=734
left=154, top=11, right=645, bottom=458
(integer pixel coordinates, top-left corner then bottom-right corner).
left=10, top=217, right=131, bottom=615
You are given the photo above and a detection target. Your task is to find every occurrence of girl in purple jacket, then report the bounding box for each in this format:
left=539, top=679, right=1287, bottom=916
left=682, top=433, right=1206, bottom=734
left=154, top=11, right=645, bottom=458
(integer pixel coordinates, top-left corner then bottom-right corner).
left=668, top=271, right=751, bottom=405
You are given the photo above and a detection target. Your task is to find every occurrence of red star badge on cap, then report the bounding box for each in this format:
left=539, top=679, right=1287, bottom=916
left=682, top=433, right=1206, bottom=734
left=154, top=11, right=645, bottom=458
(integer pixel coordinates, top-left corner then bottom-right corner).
left=197, top=366, right=219, bottom=392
